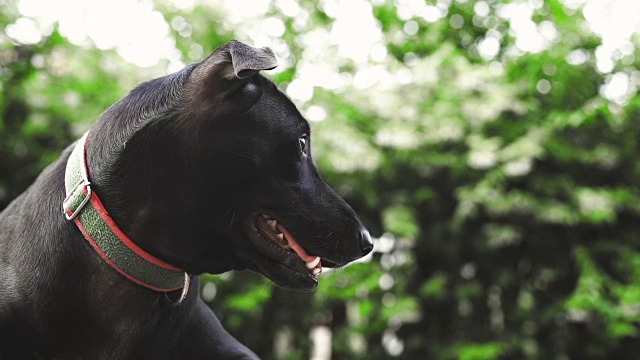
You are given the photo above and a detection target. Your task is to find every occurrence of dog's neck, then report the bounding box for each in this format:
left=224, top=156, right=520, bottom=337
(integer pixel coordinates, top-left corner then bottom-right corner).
left=88, top=64, right=196, bottom=183
left=63, top=132, right=190, bottom=303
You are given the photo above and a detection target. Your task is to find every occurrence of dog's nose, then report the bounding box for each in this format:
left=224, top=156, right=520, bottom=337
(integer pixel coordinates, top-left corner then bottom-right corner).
left=358, top=228, right=373, bottom=256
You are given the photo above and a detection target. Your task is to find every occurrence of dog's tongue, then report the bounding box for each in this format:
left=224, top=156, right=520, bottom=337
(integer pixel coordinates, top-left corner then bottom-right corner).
left=277, top=224, right=321, bottom=268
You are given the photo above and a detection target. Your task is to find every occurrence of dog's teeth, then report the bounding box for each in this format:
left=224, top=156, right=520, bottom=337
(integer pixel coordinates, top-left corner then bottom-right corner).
left=306, top=257, right=321, bottom=269
left=267, top=219, right=277, bottom=230
left=313, top=267, right=322, bottom=276
left=276, top=233, right=284, bottom=241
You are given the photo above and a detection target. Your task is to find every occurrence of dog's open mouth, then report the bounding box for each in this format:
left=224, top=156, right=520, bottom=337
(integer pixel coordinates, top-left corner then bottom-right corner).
left=257, top=215, right=323, bottom=275
left=245, top=213, right=324, bottom=289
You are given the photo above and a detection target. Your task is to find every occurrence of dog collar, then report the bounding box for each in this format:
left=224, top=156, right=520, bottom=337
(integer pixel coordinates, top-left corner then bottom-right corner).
left=62, top=132, right=190, bottom=303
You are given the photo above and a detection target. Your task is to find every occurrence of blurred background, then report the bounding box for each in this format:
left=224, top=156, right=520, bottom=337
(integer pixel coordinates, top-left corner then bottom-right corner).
left=1, top=0, right=640, bottom=358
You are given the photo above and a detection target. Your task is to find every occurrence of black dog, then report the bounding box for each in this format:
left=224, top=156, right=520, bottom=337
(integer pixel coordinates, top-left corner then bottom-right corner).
left=0, top=40, right=372, bottom=359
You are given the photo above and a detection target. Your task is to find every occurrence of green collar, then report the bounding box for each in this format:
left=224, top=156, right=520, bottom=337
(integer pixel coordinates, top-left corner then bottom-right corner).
left=62, top=132, right=189, bottom=304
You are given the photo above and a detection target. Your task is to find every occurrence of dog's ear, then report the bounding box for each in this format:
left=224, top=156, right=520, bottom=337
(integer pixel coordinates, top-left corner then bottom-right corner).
left=226, top=40, right=278, bottom=78
left=187, top=40, right=277, bottom=92
left=185, top=40, right=277, bottom=112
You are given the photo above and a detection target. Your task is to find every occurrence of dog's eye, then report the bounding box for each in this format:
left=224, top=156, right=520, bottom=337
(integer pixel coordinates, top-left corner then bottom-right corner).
left=299, top=135, right=307, bottom=154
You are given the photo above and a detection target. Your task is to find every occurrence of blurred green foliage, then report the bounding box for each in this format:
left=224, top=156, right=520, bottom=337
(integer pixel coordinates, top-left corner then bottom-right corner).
left=2, top=0, right=640, bottom=359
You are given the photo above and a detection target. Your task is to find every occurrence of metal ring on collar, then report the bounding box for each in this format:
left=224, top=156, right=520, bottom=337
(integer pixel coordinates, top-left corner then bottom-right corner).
left=164, top=272, right=191, bottom=307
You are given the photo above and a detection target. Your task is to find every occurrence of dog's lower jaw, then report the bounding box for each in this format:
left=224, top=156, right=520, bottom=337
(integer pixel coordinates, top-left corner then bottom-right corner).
left=244, top=258, right=319, bottom=291
left=241, top=250, right=320, bottom=291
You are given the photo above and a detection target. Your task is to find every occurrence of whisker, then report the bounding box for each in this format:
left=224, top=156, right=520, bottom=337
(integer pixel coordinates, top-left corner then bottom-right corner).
left=228, top=207, right=237, bottom=234
left=212, top=204, right=236, bottom=227
left=278, top=212, right=314, bottom=222
left=228, top=150, right=253, bottom=160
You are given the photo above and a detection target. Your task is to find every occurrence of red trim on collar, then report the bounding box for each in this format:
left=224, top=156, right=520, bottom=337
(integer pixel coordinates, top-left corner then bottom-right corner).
left=86, top=188, right=183, bottom=272
left=68, top=208, right=182, bottom=292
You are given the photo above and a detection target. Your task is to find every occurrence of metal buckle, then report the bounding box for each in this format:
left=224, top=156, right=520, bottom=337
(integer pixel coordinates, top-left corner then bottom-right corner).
left=164, top=273, right=191, bottom=307
left=63, top=179, right=92, bottom=221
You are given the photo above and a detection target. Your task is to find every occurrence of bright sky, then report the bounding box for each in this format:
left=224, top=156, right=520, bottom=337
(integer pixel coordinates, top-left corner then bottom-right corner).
left=4, top=0, right=640, bottom=106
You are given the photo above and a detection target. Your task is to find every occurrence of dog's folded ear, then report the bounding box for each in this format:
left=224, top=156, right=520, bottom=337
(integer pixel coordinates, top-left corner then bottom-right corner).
left=186, top=40, right=277, bottom=108
left=226, top=40, right=278, bottom=78
left=189, top=40, right=277, bottom=84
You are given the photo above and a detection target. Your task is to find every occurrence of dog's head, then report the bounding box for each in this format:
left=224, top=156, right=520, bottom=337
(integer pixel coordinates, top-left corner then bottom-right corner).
left=88, top=40, right=372, bottom=290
